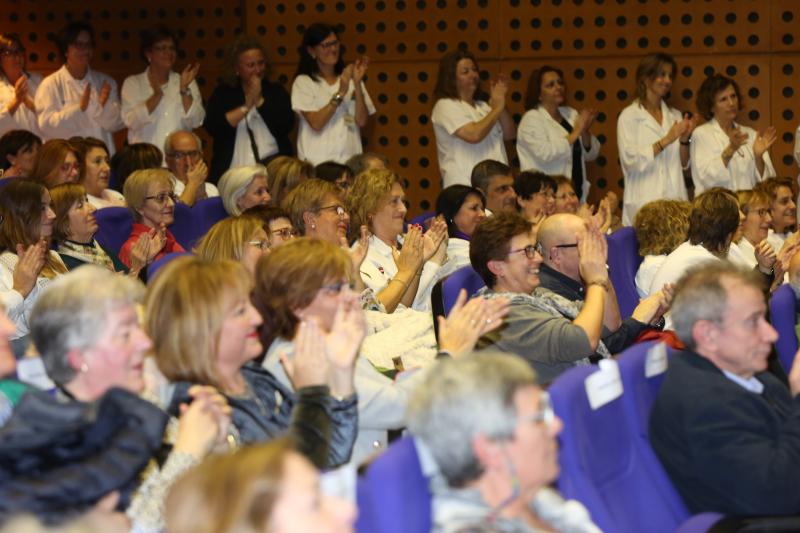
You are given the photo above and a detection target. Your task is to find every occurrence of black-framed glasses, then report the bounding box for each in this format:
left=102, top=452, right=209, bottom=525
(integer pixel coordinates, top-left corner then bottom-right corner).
left=247, top=240, right=270, bottom=251
left=507, top=243, right=541, bottom=259
left=270, top=227, right=295, bottom=239
left=144, top=192, right=178, bottom=205
left=554, top=243, right=578, bottom=249
left=317, top=204, right=346, bottom=218
left=166, top=150, right=201, bottom=161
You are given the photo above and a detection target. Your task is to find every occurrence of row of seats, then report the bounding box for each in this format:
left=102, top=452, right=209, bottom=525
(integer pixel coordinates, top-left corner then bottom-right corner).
left=355, top=342, right=723, bottom=533
left=94, top=197, right=228, bottom=253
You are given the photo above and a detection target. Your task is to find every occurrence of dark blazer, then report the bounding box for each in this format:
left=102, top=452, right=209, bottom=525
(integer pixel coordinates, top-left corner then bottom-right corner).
left=203, top=79, right=295, bottom=183
left=649, top=350, right=800, bottom=515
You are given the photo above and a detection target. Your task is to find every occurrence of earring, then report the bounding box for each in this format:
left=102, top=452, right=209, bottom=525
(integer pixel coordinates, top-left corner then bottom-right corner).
left=80, top=362, right=89, bottom=373
left=311, top=223, right=316, bottom=229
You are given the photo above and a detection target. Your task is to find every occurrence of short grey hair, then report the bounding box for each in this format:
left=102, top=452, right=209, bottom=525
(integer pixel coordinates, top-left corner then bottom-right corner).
left=344, top=152, right=388, bottom=177
left=406, top=352, right=536, bottom=488
left=217, top=165, right=268, bottom=216
left=163, top=130, right=203, bottom=157
left=671, top=261, right=763, bottom=350
left=30, top=265, right=145, bottom=386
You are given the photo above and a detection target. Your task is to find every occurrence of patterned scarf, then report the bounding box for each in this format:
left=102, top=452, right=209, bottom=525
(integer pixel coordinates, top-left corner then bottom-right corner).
left=477, top=286, right=612, bottom=361
left=57, top=240, right=115, bottom=272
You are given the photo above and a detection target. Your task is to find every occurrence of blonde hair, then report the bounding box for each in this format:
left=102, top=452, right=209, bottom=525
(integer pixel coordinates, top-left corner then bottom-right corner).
left=253, top=238, right=350, bottom=349
left=345, top=168, right=403, bottom=241
left=195, top=216, right=264, bottom=263
left=266, top=156, right=312, bottom=207
left=217, top=165, right=267, bottom=216
left=123, top=168, right=175, bottom=223
left=280, top=178, right=340, bottom=235
left=633, top=199, right=691, bottom=256
left=165, top=439, right=292, bottom=533
left=145, top=256, right=252, bottom=391
left=736, top=189, right=771, bottom=216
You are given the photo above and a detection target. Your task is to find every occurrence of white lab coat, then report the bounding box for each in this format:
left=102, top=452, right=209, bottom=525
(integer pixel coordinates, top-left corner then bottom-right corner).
left=690, top=118, right=775, bottom=195
left=517, top=106, right=600, bottom=202
left=617, top=100, right=688, bottom=226
left=0, top=72, right=43, bottom=136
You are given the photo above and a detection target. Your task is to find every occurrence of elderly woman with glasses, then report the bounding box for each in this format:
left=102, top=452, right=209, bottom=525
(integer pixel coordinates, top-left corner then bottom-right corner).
left=35, top=22, right=123, bottom=154
left=217, top=164, right=272, bottom=216
left=407, top=352, right=600, bottom=532
left=0, top=33, right=42, bottom=137
left=195, top=216, right=270, bottom=275
left=120, top=168, right=185, bottom=270
left=121, top=26, right=204, bottom=150
left=729, top=189, right=782, bottom=275
left=470, top=211, right=610, bottom=384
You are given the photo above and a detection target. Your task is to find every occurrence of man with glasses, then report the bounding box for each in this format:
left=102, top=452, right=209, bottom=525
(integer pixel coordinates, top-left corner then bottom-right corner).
left=406, top=352, right=599, bottom=532
left=164, top=130, right=218, bottom=206
left=469, top=211, right=609, bottom=384
left=537, top=213, right=670, bottom=356
left=35, top=22, right=123, bottom=154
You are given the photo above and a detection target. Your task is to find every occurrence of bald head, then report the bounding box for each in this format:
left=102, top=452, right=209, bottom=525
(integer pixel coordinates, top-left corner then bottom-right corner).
left=538, top=213, right=585, bottom=280
left=164, top=130, right=203, bottom=182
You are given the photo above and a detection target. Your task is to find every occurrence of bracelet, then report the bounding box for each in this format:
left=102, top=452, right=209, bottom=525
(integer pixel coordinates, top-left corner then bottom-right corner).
left=331, top=92, right=344, bottom=106
left=390, top=277, right=409, bottom=288
left=679, top=139, right=691, bottom=146
left=586, top=278, right=610, bottom=292
left=240, top=105, right=249, bottom=115
left=180, top=87, right=191, bottom=97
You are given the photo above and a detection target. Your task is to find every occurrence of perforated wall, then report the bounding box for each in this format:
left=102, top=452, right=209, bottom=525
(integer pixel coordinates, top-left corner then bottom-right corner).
left=7, top=0, right=800, bottom=215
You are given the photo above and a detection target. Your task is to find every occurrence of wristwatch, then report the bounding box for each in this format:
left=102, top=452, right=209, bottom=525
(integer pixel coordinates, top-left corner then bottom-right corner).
left=179, top=87, right=191, bottom=97
left=331, top=92, right=344, bottom=106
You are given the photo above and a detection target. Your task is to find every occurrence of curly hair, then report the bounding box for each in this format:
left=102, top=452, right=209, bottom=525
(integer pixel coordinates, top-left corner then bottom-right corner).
left=345, top=168, right=403, bottom=241
left=696, top=74, right=743, bottom=121
left=221, top=34, right=270, bottom=86
left=633, top=199, right=691, bottom=256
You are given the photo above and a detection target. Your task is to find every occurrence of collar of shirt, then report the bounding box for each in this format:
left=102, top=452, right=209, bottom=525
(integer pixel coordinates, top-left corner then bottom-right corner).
left=722, top=370, right=765, bottom=394
left=538, top=263, right=585, bottom=301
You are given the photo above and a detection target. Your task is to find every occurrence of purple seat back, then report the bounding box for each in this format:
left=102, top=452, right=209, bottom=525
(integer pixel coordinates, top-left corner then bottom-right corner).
left=769, top=283, right=798, bottom=372
left=355, top=436, right=431, bottom=533
left=192, top=197, right=229, bottom=243
left=441, top=266, right=486, bottom=315
left=607, top=226, right=643, bottom=318
left=550, top=355, right=693, bottom=533
left=147, top=251, right=192, bottom=282
left=94, top=207, right=133, bottom=254
left=168, top=202, right=196, bottom=250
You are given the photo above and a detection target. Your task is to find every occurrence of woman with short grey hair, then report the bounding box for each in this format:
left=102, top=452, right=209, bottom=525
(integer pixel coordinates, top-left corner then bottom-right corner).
left=217, top=164, right=271, bottom=216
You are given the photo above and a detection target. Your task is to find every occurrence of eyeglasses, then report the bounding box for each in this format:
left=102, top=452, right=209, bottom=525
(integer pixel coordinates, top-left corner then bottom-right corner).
left=247, top=240, right=269, bottom=251
left=553, top=243, right=578, bottom=249
left=151, top=44, right=176, bottom=53
left=556, top=191, right=578, bottom=201
left=60, top=162, right=80, bottom=173
left=0, top=48, right=24, bottom=57
left=317, top=204, right=346, bottom=218
left=318, top=40, right=340, bottom=50
left=507, top=243, right=541, bottom=259
left=166, top=150, right=201, bottom=161
left=320, top=280, right=354, bottom=294
left=752, top=208, right=772, bottom=218
left=145, top=192, right=178, bottom=205
left=521, top=392, right=555, bottom=427
left=270, top=227, right=295, bottom=239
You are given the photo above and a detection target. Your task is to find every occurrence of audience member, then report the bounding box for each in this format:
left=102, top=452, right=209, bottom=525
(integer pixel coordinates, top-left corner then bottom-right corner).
left=514, top=171, right=556, bottom=230
left=121, top=26, right=204, bottom=149
left=194, top=216, right=268, bottom=274
left=692, top=74, right=776, bottom=194
left=470, top=159, right=517, bottom=214
left=266, top=155, right=313, bottom=207
left=315, top=160, right=353, bottom=192
left=431, top=50, right=513, bottom=187
left=518, top=65, right=600, bottom=202
left=633, top=199, right=691, bottom=297
left=35, top=22, right=123, bottom=153
left=163, top=130, right=217, bottom=206
left=72, top=136, right=125, bottom=207
left=407, top=352, right=600, bottom=532
left=108, top=142, right=163, bottom=193
left=147, top=256, right=358, bottom=467
left=757, top=176, right=797, bottom=250
left=29, top=138, right=79, bottom=187
left=650, top=262, right=800, bottom=515
left=435, top=184, right=485, bottom=275
left=120, top=168, right=185, bottom=269
left=205, top=35, right=294, bottom=182
left=0, top=129, right=40, bottom=178
left=292, top=23, right=375, bottom=165
left=217, top=164, right=271, bottom=216
left=732, top=189, right=777, bottom=273
left=345, top=151, right=387, bottom=177
left=242, top=205, right=296, bottom=249
left=0, top=33, right=42, bottom=137
left=617, top=53, right=697, bottom=225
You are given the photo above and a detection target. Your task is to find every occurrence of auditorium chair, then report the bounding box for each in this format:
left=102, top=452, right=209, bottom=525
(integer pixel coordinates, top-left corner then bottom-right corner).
left=94, top=207, right=133, bottom=254
left=192, top=197, right=229, bottom=245
left=606, top=226, right=643, bottom=318
left=769, top=283, right=798, bottom=372
left=168, top=202, right=196, bottom=250
left=146, top=251, right=192, bottom=281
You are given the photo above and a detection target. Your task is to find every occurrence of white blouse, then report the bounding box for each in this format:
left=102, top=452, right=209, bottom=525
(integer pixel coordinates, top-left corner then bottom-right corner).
left=691, top=118, right=775, bottom=195
left=432, top=98, right=508, bottom=188
left=517, top=106, right=600, bottom=202
left=0, top=251, right=65, bottom=340
left=617, top=100, right=688, bottom=226
left=35, top=66, right=124, bottom=155
left=0, top=72, right=42, bottom=136
left=120, top=69, right=205, bottom=150
left=291, top=74, right=375, bottom=165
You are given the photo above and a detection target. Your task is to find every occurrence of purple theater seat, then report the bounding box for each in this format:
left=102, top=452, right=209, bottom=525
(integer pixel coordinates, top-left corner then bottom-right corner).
left=192, top=197, right=229, bottom=244
left=769, top=283, right=798, bottom=372
left=167, top=202, right=196, bottom=250
left=355, top=436, right=431, bottom=533
left=441, top=265, right=486, bottom=315
left=146, top=251, right=192, bottom=282
left=607, top=226, right=643, bottom=318
left=550, top=353, right=725, bottom=533
left=94, top=207, right=133, bottom=255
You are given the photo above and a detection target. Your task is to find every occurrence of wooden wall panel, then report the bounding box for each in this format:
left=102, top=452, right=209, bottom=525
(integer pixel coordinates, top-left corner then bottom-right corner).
left=6, top=0, right=800, bottom=215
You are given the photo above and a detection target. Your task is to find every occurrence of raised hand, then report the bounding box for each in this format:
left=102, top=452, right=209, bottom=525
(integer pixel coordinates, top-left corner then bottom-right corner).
left=726, top=126, right=749, bottom=152
left=422, top=218, right=448, bottom=263
left=324, top=294, right=366, bottom=397
left=338, top=63, right=354, bottom=94
left=489, top=75, right=508, bottom=109
left=347, top=224, right=370, bottom=271
left=631, top=287, right=670, bottom=325
left=147, top=70, right=164, bottom=97
left=754, top=240, right=777, bottom=272
left=437, top=289, right=510, bottom=356
left=128, top=233, right=150, bottom=274
left=80, top=83, right=92, bottom=111
left=753, top=126, right=777, bottom=159
left=395, top=225, right=424, bottom=274
left=145, top=226, right=167, bottom=262
left=244, top=75, right=262, bottom=109
left=174, top=385, right=232, bottom=459
left=186, top=159, right=208, bottom=187
left=575, top=108, right=598, bottom=134
left=578, top=222, right=608, bottom=285
left=180, top=62, right=200, bottom=92
left=352, top=56, right=369, bottom=84
left=12, top=241, right=46, bottom=298
left=283, top=319, right=329, bottom=389
left=98, top=81, right=111, bottom=108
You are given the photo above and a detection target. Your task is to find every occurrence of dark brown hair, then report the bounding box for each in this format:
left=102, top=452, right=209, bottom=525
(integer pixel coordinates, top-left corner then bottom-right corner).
left=635, top=53, right=677, bottom=103
left=525, top=65, right=564, bottom=110
left=469, top=211, right=532, bottom=288
left=433, top=49, right=482, bottom=102
left=696, top=74, right=743, bottom=121
left=687, top=188, right=740, bottom=255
